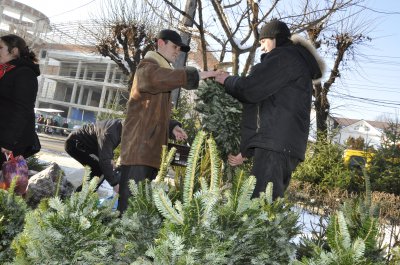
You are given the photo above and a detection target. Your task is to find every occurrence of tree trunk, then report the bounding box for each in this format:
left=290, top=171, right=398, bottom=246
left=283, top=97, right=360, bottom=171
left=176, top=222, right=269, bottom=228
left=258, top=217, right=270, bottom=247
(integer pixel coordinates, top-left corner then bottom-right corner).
left=171, top=0, right=197, bottom=107
left=314, top=82, right=329, bottom=138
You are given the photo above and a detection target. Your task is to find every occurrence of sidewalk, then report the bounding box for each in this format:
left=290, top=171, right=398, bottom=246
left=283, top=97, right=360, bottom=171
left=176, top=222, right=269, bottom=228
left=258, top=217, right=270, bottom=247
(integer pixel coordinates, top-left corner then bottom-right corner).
left=37, top=132, right=68, bottom=141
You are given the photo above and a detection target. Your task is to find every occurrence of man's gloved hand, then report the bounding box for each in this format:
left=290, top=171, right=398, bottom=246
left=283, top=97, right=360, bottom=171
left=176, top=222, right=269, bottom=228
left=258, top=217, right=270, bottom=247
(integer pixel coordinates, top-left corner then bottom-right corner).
left=107, top=167, right=121, bottom=187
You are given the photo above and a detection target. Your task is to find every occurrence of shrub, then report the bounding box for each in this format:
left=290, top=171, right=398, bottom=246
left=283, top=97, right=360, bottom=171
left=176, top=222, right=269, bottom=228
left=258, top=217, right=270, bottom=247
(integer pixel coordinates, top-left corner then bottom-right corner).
left=137, top=131, right=300, bottom=264
left=294, top=170, right=385, bottom=265
left=292, top=136, right=360, bottom=191
left=368, top=121, right=400, bottom=195
left=112, top=180, right=163, bottom=263
left=12, top=177, right=119, bottom=264
left=26, top=155, right=48, bottom=172
left=5, top=130, right=391, bottom=264
left=0, top=179, right=27, bottom=263
left=195, top=80, right=242, bottom=161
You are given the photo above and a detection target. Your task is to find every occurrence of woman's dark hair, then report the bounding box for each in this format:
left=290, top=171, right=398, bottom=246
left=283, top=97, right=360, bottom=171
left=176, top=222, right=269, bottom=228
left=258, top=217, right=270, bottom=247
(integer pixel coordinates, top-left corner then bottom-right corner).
left=0, top=34, right=38, bottom=63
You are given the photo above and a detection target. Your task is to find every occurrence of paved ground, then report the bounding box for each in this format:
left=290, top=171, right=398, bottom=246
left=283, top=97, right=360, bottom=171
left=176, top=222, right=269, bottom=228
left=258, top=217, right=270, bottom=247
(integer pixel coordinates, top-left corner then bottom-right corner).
left=38, top=132, right=67, bottom=153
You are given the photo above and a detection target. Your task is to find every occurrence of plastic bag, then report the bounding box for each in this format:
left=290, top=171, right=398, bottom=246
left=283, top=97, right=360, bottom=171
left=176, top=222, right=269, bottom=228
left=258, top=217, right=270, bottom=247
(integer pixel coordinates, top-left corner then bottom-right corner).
left=98, top=194, right=118, bottom=211
left=1, top=153, right=29, bottom=195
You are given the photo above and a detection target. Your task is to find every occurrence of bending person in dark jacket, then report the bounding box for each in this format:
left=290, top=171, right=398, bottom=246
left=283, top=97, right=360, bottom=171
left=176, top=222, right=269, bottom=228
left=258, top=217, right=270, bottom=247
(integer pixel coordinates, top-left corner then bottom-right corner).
left=215, top=20, right=325, bottom=200
left=65, top=119, right=186, bottom=191
left=65, top=119, right=123, bottom=190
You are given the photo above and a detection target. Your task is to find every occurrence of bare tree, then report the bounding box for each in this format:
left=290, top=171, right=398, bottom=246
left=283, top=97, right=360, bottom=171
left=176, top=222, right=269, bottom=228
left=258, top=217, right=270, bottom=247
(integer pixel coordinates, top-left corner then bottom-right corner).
left=305, top=6, right=373, bottom=134
left=145, top=0, right=373, bottom=139
left=91, top=0, right=165, bottom=87
left=91, top=0, right=374, bottom=138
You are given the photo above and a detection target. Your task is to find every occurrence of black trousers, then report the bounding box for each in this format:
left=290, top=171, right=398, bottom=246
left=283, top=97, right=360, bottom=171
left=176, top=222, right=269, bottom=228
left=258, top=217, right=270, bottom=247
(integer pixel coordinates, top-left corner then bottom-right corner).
left=251, top=148, right=300, bottom=200
left=117, top=165, right=158, bottom=214
left=64, top=137, right=103, bottom=189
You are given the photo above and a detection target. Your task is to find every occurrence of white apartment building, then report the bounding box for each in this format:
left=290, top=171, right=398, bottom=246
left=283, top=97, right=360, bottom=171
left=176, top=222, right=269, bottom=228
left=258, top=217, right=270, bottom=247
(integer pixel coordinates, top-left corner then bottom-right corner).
left=0, top=0, right=129, bottom=123
left=37, top=44, right=129, bottom=122
left=0, top=0, right=50, bottom=46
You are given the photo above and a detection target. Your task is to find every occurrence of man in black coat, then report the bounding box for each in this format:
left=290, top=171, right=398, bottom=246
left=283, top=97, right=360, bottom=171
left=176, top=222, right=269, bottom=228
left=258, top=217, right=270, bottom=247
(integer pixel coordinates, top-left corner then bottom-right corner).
left=215, top=20, right=325, bottom=199
left=65, top=119, right=123, bottom=190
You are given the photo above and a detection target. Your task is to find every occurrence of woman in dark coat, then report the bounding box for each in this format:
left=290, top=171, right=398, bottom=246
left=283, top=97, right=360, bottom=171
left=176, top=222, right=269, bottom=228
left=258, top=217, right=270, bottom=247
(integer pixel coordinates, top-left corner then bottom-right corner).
left=0, top=34, right=40, bottom=165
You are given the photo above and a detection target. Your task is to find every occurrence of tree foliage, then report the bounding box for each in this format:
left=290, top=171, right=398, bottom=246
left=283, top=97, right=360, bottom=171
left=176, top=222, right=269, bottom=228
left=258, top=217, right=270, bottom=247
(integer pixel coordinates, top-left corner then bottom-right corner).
left=195, top=80, right=242, bottom=161
left=346, top=136, right=366, bottom=151
left=141, top=131, right=300, bottom=264
left=93, top=0, right=164, bottom=88
left=295, top=169, right=384, bottom=265
left=292, top=134, right=357, bottom=191
left=145, top=0, right=373, bottom=139
left=12, top=178, right=119, bottom=264
left=0, top=179, right=27, bottom=263
left=113, top=180, right=164, bottom=263
left=369, top=121, right=400, bottom=195
left=171, top=90, right=201, bottom=144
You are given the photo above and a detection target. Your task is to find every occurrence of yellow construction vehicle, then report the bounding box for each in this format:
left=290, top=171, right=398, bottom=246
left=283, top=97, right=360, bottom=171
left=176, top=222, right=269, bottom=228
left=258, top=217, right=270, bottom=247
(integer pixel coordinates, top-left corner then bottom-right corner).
left=343, top=149, right=375, bottom=169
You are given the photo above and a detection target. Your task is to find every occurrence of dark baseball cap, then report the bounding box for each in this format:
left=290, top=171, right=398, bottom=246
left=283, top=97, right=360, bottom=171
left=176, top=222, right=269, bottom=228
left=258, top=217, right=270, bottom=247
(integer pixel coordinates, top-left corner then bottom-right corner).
left=157, top=29, right=190, bottom=53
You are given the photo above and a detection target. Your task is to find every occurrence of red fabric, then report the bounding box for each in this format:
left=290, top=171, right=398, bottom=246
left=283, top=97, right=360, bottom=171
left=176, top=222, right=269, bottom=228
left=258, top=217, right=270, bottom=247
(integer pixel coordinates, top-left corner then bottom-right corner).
left=0, top=63, right=15, bottom=79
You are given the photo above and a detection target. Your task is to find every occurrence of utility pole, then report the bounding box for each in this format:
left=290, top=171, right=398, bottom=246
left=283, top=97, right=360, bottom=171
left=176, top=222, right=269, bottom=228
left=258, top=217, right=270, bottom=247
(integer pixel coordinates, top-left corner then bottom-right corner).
left=171, top=0, right=197, bottom=107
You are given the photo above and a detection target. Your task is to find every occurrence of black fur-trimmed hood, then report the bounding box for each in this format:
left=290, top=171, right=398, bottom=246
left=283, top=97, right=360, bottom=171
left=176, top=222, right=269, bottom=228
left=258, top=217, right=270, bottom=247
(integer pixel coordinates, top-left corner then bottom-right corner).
left=291, top=34, right=325, bottom=83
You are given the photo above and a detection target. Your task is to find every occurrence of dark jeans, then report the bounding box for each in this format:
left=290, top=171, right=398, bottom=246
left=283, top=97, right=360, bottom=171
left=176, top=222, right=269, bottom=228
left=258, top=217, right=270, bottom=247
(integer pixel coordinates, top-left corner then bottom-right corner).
left=117, top=165, right=158, bottom=214
left=64, top=137, right=103, bottom=190
left=251, top=148, right=300, bottom=200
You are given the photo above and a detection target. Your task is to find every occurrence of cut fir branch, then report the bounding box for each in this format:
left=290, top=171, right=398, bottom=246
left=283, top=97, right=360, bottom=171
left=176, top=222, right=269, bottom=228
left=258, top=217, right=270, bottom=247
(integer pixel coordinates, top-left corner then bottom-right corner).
left=0, top=177, right=27, bottom=263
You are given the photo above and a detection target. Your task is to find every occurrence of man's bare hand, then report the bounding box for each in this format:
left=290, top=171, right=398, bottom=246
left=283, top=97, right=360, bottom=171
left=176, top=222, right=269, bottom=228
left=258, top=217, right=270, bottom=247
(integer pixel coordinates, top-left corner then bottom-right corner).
left=199, top=70, right=218, bottom=80
left=172, top=126, right=188, bottom=141
left=228, top=153, right=247, bottom=166
left=215, top=71, right=230, bottom=84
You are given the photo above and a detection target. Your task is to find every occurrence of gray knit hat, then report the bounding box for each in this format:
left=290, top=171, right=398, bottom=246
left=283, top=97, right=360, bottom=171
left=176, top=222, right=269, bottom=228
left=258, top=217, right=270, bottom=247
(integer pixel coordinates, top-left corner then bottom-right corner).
left=259, top=20, right=291, bottom=40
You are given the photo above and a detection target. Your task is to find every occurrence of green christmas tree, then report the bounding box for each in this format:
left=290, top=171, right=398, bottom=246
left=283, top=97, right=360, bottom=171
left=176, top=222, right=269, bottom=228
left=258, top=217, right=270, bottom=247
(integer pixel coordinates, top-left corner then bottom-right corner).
left=195, top=79, right=242, bottom=161
left=0, top=178, right=27, bottom=263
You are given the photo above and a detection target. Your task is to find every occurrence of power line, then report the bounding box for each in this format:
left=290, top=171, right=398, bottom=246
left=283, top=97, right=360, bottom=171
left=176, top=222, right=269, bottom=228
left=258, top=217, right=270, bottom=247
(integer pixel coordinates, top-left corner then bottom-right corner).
left=356, top=4, right=400, bottom=15
left=330, top=91, right=400, bottom=107
left=329, top=100, right=400, bottom=119
left=342, top=84, right=400, bottom=94
left=368, top=54, right=400, bottom=59
left=37, top=0, right=97, bottom=21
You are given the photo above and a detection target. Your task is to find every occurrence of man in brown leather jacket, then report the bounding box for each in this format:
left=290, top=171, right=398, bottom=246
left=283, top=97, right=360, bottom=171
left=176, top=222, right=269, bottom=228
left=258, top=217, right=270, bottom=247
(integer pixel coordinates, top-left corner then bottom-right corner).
left=118, top=29, right=216, bottom=213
